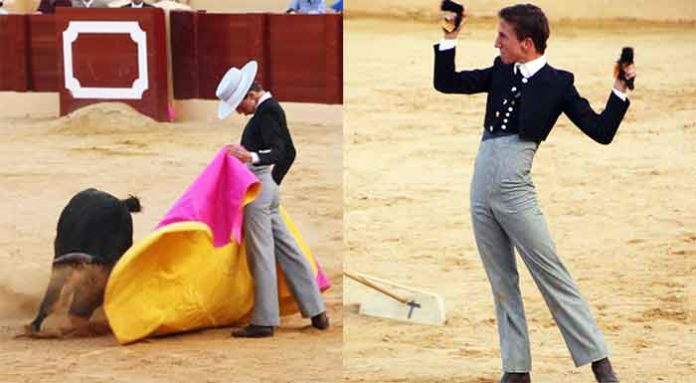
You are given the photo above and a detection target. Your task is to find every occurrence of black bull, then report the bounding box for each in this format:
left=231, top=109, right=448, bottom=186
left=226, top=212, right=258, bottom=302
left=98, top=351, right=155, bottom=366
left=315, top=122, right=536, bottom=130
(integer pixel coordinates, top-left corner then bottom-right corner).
left=28, top=188, right=141, bottom=335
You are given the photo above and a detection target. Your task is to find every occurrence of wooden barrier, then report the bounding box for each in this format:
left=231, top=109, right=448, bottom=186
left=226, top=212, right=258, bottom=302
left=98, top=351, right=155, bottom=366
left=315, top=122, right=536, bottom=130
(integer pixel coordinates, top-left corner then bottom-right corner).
left=55, top=8, right=170, bottom=122
left=170, top=13, right=343, bottom=104
left=0, top=15, right=28, bottom=92
left=0, top=11, right=343, bottom=119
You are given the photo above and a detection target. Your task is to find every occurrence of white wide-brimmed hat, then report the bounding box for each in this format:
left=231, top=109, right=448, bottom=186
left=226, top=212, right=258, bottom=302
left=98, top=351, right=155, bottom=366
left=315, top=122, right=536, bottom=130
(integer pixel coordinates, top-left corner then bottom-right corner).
left=215, top=60, right=258, bottom=120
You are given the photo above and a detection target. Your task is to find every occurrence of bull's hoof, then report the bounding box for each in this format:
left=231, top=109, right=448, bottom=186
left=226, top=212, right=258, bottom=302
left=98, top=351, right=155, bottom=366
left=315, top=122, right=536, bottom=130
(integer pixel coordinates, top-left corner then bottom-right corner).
left=14, top=323, right=62, bottom=339
left=26, top=320, right=43, bottom=333
left=15, top=323, right=36, bottom=338
left=57, top=316, right=111, bottom=338
left=88, top=321, right=112, bottom=335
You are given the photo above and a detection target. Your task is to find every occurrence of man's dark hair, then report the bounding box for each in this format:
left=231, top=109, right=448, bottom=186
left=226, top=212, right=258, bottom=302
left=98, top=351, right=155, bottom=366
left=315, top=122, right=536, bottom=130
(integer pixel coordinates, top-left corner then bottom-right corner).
left=243, top=82, right=264, bottom=99
left=498, top=4, right=550, bottom=54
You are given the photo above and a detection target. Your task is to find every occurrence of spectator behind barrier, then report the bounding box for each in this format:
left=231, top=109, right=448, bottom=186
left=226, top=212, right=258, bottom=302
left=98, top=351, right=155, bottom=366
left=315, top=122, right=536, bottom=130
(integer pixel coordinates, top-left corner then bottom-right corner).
left=71, top=0, right=110, bottom=8
left=105, top=0, right=192, bottom=10
left=0, top=1, right=7, bottom=15
left=152, top=0, right=192, bottom=11
left=330, top=0, right=342, bottom=13
left=37, top=0, right=72, bottom=13
left=122, top=0, right=153, bottom=8
left=286, top=0, right=325, bottom=14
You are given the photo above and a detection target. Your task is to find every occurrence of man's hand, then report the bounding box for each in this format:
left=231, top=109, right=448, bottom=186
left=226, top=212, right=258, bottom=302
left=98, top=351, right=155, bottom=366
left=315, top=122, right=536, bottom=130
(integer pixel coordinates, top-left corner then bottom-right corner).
left=614, top=63, right=636, bottom=93
left=228, top=144, right=252, bottom=163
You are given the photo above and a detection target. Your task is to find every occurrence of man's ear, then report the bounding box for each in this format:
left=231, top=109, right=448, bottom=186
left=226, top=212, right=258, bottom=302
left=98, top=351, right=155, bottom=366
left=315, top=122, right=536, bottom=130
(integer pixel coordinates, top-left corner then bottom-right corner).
left=522, top=37, right=536, bottom=53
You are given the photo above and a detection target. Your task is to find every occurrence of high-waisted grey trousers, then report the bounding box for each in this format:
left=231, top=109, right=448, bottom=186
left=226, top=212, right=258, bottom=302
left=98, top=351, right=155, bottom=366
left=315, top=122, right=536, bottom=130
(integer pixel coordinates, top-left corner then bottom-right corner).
left=244, top=166, right=324, bottom=326
left=470, top=134, right=607, bottom=371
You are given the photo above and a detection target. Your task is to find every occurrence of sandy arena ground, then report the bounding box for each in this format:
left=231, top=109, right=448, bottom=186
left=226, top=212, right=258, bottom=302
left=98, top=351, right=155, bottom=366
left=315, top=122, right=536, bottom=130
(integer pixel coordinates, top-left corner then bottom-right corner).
left=0, top=101, right=343, bottom=383
left=343, top=15, right=695, bottom=383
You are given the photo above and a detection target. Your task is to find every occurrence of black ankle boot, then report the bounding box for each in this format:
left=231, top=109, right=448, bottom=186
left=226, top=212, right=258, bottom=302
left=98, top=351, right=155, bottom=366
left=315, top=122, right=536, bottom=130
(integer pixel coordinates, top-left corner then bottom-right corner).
left=311, top=312, right=330, bottom=330
left=231, top=324, right=274, bottom=338
left=592, top=358, right=619, bottom=383
left=500, top=372, right=531, bottom=383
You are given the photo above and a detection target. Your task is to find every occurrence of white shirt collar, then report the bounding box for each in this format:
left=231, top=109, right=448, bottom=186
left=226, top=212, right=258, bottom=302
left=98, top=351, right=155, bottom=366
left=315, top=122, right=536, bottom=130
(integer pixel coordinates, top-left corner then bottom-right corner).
left=82, top=0, right=94, bottom=7
left=514, top=54, right=547, bottom=78
left=131, top=2, right=144, bottom=7
left=257, top=91, right=273, bottom=107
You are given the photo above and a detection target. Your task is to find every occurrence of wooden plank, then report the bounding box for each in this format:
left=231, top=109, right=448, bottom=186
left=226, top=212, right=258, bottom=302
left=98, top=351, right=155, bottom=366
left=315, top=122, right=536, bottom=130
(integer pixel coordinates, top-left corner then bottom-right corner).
left=195, top=13, right=266, bottom=100
left=28, top=15, right=59, bottom=92
left=170, top=10, right=199, bottom=99
left=267, top=14, right=343, bottom=104
left=0, top=15, right=29, bottom=92
left=324, top=14, right=343, bottom=104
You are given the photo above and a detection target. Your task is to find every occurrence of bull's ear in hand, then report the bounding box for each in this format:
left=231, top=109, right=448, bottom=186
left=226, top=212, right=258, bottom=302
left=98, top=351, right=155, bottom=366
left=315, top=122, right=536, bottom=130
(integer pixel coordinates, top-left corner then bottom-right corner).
left=441, top=15, right=457, bottom=33
left=440, top=1, right=465, bottom=33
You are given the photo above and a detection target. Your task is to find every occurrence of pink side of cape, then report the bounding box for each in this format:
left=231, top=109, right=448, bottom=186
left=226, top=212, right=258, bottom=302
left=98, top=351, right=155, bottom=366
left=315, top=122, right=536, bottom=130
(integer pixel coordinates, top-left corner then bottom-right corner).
left=156, top=146, right=330, bottom=290
left=156, top=147, right=258, bottom=246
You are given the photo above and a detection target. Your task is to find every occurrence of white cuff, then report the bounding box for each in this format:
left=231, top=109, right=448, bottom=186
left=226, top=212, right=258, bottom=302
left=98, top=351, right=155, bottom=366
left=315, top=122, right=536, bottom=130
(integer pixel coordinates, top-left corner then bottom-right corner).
left=612, top=88, right=627, bottom=102
left=438, top=38, right=456, bottom=51
left=250, top=152, right=260, bottom=164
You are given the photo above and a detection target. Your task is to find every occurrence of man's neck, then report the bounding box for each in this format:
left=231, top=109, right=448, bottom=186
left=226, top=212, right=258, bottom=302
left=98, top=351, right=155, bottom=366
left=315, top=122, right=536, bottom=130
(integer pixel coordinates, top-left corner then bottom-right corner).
left=252, top=91, right=271, bottom=114
left=518, top=53, right=542, bottom=64
left=257, top=91, right=271, bottom=104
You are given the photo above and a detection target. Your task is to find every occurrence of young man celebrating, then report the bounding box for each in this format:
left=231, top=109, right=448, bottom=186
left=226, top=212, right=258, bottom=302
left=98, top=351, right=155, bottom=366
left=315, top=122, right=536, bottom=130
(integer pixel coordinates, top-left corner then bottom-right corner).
left=433, top=4, right=635, bottom=383
left=216, top=60, right=329, bottom=338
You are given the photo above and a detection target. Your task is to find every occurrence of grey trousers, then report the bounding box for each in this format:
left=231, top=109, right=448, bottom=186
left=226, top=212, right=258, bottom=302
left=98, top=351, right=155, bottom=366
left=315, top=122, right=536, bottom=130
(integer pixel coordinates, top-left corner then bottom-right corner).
left=244, top=166, right=324, bottom=326
left=470, top=135, right=608, bottom=372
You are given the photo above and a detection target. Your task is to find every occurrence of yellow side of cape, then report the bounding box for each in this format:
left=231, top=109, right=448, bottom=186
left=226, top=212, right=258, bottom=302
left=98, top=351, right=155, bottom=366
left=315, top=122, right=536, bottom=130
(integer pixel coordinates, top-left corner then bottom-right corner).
left=104, top=206, right=319, bottom=344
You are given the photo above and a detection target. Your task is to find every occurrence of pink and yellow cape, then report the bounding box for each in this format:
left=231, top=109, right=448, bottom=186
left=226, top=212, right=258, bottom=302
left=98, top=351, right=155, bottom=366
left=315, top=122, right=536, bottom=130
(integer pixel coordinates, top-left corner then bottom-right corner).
left=103, top=147, right=330, bottom=344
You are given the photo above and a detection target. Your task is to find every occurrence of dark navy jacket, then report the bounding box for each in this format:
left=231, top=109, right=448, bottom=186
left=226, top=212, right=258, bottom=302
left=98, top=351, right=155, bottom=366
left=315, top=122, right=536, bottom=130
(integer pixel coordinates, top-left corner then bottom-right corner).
left=241, top=97, right=296, bottom=185
left=433, top=45, right=630, bottom=144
